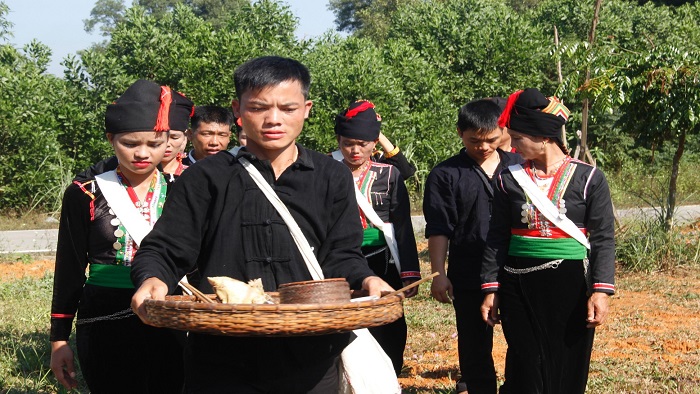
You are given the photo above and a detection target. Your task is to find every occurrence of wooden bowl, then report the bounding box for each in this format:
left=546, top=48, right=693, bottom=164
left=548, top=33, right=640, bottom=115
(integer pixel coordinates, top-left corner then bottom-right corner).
left=278, top=278, right=351, bottom=304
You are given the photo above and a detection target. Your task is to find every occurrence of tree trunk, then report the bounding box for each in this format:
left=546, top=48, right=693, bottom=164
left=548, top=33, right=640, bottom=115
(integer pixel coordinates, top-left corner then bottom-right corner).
left=578, top=0, right=603, bottom=164
left=664, top=127, right=687, bottom=231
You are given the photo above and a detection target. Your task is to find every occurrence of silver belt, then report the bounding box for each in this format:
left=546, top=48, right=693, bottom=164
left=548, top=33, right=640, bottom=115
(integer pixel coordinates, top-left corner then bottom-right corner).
left=76, top=308, right=135, bottom=326
left=504, top=259, right=564, bottom=274
left=364, top=246, right=388, bottom=259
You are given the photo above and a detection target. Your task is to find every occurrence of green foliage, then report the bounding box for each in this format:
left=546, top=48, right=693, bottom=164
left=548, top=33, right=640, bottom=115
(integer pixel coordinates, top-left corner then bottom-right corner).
left=84, top=0, right=250, bottom=37
left=84, top=0, right=127, bottom=37
left=616, top=218, right=700, bottom=271
left=388, top=0, right=553, bottom=104
left=0, top=35, right=75, bottom=213
left=0, top=274, right=80, bottom=392
left=4, top=0, right=700, bottom=215
left=329, top=0, right=374, bottom=33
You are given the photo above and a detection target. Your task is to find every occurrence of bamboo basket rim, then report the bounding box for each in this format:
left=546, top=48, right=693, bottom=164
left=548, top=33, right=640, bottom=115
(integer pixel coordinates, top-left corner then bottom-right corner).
left=142, top=293, right=404, bottom=336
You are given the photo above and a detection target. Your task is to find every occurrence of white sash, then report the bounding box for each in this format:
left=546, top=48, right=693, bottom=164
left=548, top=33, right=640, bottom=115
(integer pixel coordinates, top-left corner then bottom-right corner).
left=508, top=164, right=590, bottom=249
left=239, top=157, right=401, bottom=394
left=332, top=150, right=402, bottom=271
left=94, top=170, right=153, bottom=246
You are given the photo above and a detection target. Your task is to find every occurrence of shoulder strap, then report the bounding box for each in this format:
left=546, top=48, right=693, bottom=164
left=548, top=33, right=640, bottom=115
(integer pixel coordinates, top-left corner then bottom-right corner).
left=474, top=167, right=494, bottom=197
left=353, top=186, right=402, bottom=272
left=508, top=164, right=590, bottom=250
left=332, top=151, right=402, bottom=270
left=94, top=171, right=153, bottom=246
left=239, top=157, right=325, bottom=280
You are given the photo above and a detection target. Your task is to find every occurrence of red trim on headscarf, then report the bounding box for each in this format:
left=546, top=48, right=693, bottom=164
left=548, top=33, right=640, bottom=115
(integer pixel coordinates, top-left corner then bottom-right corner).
left=154, top=86, right=172, bottom=132
left=344, top=101, right=375, bottom=119
left=498, top=90, right=523, bottom=128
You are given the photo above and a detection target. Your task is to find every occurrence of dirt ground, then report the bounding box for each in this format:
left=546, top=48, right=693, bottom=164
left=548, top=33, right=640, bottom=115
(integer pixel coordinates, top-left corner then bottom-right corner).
left=3, top=258, right=699, bottom=392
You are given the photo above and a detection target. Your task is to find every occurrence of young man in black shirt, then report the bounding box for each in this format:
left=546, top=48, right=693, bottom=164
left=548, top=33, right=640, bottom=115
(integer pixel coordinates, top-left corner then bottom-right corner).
left=130, top=56, right=394, bottom=393
left=423, top=99, right=520, bottom=394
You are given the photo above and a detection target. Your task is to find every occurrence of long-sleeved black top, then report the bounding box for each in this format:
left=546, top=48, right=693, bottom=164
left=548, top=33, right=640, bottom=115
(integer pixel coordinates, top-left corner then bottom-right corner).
left=360, top=161, right=421, bottom=279
left=373, top=150, right=416, bottom=180
left=50, top=174, right=169, bottom=341
left=131, top=145, right=376, bottom=293
left=423, top=149, right=521, bottom=291
left=480, top=159, right=616, bottom=294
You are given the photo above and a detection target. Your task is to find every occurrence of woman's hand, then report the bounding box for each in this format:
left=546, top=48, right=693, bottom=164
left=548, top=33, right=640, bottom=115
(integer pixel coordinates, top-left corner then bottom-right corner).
left=586, top=292, right=610, bottom=328
left=430, top=274, right=453, bottom=303
left=131, top=277, right=168, bottom=325
left=481, top=293, right=501, bottom=326
left=50, top=341, right=78, bottom=390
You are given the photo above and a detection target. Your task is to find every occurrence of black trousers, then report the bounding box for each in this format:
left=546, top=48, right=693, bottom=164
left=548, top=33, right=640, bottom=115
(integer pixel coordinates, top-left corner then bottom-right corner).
left=76, top=285, right=185, bottom=394
left=452, top=287, right=497, bottom=394
left=498, top=257, right=595, bottom=394
left=365, top=246, right=407, bottom=376
left=184, top=333, right=348, bottom=393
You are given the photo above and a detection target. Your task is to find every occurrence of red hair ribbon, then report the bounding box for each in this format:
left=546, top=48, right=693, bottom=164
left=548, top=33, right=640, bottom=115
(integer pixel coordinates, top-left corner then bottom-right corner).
left=154, top=86, right=172, bottom=132
left=498, top=90, right=523, bottom=128
left=344, top=100, right=375, bottom=119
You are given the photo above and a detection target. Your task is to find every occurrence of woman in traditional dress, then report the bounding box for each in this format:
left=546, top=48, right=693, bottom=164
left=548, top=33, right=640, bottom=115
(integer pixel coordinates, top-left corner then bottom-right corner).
left=332, top=100, right=421, bottom=375
left=160, top=128, right=188, bottom=181
left=480, top=88, right=615, bottom=394
left=49, top=80, right=193, bottom=392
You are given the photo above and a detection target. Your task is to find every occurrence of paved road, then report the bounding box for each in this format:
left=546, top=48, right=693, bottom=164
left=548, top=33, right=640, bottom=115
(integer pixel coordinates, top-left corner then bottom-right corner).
left=2, top=206, right=699, bottom=254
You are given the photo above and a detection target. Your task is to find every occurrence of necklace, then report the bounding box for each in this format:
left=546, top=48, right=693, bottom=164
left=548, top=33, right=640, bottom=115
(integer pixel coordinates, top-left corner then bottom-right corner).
left=346, top=160, right=369, bottom=172
left=116, top=168, right=158, bottom=218
left=533, top=156, right=567, bottom=177
left=112, top=168, right=166, bottom=265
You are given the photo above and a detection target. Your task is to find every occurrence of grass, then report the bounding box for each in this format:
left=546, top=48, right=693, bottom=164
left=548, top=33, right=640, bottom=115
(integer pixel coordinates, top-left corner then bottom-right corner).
left=0, top=274, right=84, bottom=393
left=606, top=160, right=700, bottom=210
left=2, top=240, right=700, bottom=392
left=1, top=213, right=698, bottom=393
left=0, top=211, right=59, bottom=232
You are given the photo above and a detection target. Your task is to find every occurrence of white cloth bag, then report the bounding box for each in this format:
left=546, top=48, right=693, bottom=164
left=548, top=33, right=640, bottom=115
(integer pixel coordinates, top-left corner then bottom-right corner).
left=239, top=157, right=401, bottom=394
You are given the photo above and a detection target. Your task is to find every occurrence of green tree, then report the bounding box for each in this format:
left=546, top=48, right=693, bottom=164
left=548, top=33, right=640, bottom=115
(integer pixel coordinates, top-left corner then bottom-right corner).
left=328, top=0, right=403, bottom=41
left=84, top=0, right=250, bottom=36
left=612, top=47, right=700, bottom=230
left=66, top=0, right=300, bottom=167
left=84, top=0, right=127, bottom=37
left=329, top=0, right=372, bottom=32
left=0, top=40, right=74, bottom=211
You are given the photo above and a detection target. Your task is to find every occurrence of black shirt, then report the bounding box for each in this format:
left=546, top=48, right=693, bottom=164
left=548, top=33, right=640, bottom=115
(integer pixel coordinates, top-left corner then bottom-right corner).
left=131, top=144, right=375, bottom=293
left=423, top=148, right=520, bottom=291
left=129, top=145, right=377, bottom=382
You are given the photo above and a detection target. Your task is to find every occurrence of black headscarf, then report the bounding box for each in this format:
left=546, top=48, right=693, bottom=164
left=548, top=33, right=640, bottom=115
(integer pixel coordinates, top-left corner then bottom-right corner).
left=498, top=88, right=569, bottom=138
left=105, top=79, right=194, bottom=134
left=334, top=100, right=381, bottom=141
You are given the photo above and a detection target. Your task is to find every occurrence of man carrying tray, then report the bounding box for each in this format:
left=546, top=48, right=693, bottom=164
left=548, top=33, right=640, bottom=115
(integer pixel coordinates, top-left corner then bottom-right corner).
left=130, top=56, right=395, bottom=393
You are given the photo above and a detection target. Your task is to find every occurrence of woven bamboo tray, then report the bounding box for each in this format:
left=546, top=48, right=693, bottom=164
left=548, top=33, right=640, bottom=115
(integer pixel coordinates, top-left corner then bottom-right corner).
left=143, top=293, right=404, bottom=337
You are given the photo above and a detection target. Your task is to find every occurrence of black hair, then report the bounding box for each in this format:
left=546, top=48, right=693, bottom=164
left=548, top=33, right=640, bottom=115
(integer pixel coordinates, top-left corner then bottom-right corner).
left=457, top=99, right=502, bottom=134
left=551, top=136, right=570, bottom=155
left=234, top=56, right=311, bottom=100
left=191, top=105, right=234, bottom=131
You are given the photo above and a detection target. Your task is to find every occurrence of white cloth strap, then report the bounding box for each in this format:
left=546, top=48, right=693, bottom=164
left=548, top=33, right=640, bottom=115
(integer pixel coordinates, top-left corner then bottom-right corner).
left=240, top=156, right=401, bottom=394
left=509, top=164, right=590, bottom=250
left=94, top=171, right=153, bottom=246
left=239, top=157, right=324, bottom=280
left=332, top=150, right=402, bottom=271
left=353, top=187, right=402, bottom=272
